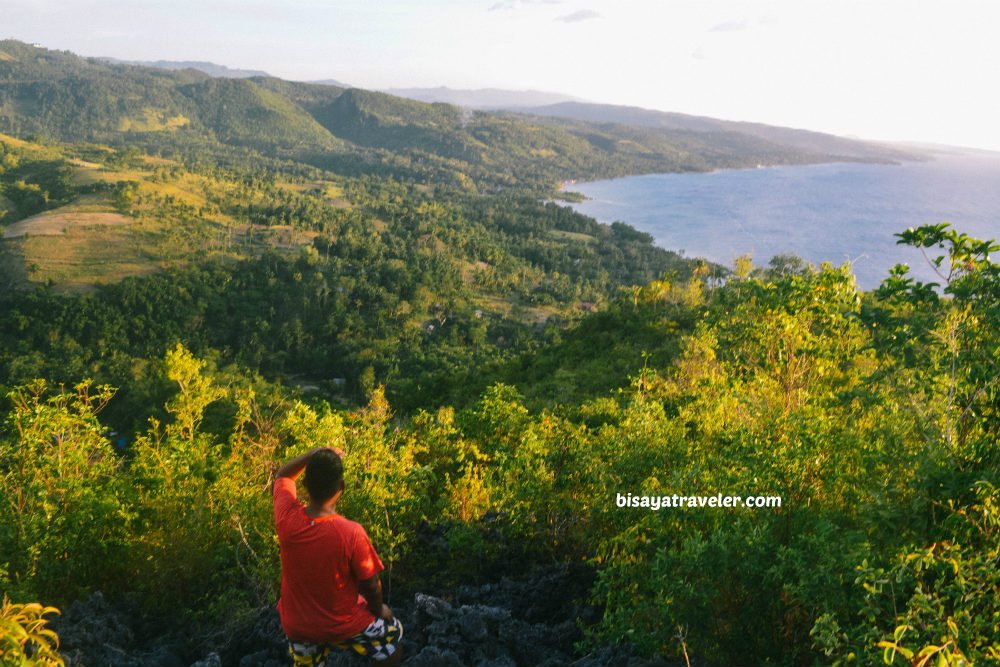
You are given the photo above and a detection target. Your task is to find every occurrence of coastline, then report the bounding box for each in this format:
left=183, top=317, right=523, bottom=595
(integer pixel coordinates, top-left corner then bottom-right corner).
left=561, top=155, right=1000, bottom=292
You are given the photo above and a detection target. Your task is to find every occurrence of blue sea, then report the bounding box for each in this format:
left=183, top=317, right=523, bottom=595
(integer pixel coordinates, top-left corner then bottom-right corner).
left=566, top=151, right=1000, bottom=291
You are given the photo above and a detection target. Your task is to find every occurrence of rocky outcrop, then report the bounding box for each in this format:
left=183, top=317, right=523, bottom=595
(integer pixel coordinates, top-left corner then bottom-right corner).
left=53, top=592, right=186, bottom=667
left=51, top=568, right=654, bottom=666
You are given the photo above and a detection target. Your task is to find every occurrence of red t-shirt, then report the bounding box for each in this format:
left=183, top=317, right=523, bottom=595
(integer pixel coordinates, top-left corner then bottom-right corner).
left=273, top=477, right=384, bottom=642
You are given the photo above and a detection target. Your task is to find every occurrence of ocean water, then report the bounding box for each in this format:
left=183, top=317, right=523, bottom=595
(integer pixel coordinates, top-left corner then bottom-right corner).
left=566, top=151, right=1000, bottom=291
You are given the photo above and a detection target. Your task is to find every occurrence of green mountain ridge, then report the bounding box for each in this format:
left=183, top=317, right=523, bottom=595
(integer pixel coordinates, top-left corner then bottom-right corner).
left=0, top=40, right=919, bottom=192
left=99, top=57, right=272, bottom=79
left=180, top=77, right=344, bottom=150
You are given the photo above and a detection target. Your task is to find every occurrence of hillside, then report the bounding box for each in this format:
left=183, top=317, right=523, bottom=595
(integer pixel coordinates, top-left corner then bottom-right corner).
left=0, top=40, right=918, bottom=192
left=0, top=128, right=708, bottom=429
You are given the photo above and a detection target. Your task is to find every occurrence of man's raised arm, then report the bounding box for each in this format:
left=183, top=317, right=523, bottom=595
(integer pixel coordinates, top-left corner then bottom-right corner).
left=275, top=446, right=344, bottom=482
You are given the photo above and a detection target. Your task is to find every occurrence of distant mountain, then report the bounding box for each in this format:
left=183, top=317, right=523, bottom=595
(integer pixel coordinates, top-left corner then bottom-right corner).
left=887, top=140, right=1000, bottom=157
left=501, top=101, right=919, bottom=163
left=0, top=39, right=925, bottom=190
left=99, top=58, right=271, bottom=79
left=307, top=78, right=353, bottom=89
left=384, top=87, right=583, bottom=109
left=385, top=92, right=921, bottom=163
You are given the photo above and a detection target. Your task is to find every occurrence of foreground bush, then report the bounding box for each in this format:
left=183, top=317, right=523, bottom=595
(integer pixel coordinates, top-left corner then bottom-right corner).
left=1, top=226, right=998, bottom=665
left=0, top=598, right=63, bottom=667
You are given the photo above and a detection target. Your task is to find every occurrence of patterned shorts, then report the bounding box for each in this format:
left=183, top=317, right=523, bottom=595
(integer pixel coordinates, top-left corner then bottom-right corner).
left=288, top=617, right=403, bottom=665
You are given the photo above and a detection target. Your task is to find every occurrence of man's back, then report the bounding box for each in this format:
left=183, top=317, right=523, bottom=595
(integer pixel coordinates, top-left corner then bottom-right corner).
left=273, top=476, right=383, bottom=643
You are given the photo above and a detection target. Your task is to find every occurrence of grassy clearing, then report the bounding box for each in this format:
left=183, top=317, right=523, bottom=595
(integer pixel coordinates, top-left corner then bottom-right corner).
left=1, top=141, right=349, bottom=292
left=548, top=229, right=597, bottom=243
left=69, top=158, right=101, bottom=169
left=278, top=181, right=352, bottom=208
left=320, top=182, right=345, bottom=201
left=3, top=195, right=132, bottom=238
left=9, top=215, right=315, bottom=293
left=478, top=295, right=564, bottom=326
left=116, top=108, right=190, bottom=132
left=144, top=175, right=211, bottom=208
left=68, top=161, right=104, bottom=186
left=91, top=168, right=149, bottom=182
left=0, top=133, right=28, bottom=148
left=278, top=180, right=326, bottom=194
left=0, top=133, right=63, bottom=160
left=140, top=156, right=178, bottom=166
left=22, top=225, right=154, bottom=291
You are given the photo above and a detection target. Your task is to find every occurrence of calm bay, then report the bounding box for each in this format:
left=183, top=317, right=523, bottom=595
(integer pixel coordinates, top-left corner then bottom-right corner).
left=566, top=150, right=1000, bottom=291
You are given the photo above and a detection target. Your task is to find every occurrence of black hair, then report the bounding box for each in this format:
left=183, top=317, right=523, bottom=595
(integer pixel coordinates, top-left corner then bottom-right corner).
left=303, top=449, right=344, bottom=503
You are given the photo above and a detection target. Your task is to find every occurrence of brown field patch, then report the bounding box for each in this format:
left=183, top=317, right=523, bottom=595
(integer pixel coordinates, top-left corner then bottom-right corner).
left=277, top=181, right=321, bottom=193
left=70, top=158, right=102, bottom=169
left=93, top=168, right=148, bottom=182
left=140, top=156, right=178, bottom=166
left=4, top=205, right=133, bottom=238
left=21, top=226, right=155, bottom=292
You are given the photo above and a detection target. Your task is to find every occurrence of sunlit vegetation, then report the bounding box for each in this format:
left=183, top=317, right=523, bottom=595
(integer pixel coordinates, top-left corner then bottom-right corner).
left=1, top=39, right=994, bottom=666
left=3, top=226, right=998, bottom=665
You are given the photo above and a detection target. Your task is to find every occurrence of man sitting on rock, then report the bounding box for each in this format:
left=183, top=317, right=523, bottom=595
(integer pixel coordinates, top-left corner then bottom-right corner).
left=273, top=447, right=403, bottom=666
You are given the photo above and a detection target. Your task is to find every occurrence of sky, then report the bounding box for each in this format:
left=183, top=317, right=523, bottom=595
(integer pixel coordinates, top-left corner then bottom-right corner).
left=4, top=0, right=1000, bottom=151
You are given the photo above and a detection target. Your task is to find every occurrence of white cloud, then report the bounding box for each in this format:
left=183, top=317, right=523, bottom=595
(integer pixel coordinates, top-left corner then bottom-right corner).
left=709, top=19, right=748, bottom=32
left=555, top=8, right=600, bottom=23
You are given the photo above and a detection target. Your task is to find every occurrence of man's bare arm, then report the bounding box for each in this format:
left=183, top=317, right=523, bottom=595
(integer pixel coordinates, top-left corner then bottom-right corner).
left=275, top=446, right=345, bottom=481
left=275, top=447, right=324, bottom=481
left=358, top=574, right=393, bottom=621
left=359, top=575, right=401, bottom=664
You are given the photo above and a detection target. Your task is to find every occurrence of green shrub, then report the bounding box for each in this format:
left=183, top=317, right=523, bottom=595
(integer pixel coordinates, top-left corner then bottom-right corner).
left=0, top=598, right=63, bottom=667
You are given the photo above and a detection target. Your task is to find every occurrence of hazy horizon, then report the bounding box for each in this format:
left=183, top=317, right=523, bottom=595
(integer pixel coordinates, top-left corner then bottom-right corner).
left=4, top=0, right=1000, bottom=152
